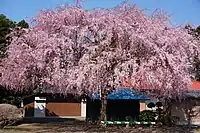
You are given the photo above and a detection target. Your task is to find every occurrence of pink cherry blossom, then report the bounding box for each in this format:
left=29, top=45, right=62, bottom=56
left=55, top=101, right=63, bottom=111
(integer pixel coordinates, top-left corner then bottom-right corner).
left=0, top=3, right=199, bottom=98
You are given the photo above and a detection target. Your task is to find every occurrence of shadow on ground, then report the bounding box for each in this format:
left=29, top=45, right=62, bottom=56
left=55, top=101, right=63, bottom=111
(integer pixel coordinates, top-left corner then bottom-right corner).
left=22, top=117, right=85, bottom=124
left=1, top=118, right=200, bottom=133
left=3, top=125, right=200, bottom=133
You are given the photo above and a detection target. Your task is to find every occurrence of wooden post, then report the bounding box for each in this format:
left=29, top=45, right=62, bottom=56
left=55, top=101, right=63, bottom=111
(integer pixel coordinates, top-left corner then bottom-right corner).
left=81, top=99, right=87, bottom=118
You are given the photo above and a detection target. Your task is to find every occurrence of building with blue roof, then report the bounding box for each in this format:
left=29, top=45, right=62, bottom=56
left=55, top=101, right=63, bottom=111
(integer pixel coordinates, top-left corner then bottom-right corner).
left=86, top=88, right=151, bottom=122
left=92, top=88, right=150, bottom=100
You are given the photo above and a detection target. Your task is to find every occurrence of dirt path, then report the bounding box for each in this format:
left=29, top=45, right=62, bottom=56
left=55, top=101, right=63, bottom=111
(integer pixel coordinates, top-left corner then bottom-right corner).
left=0, top=123, right=200, bottom=133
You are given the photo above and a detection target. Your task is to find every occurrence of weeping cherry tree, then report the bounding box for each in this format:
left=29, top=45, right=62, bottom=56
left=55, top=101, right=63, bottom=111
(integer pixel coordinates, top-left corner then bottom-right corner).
left=0, top=2, right=200, bottom=121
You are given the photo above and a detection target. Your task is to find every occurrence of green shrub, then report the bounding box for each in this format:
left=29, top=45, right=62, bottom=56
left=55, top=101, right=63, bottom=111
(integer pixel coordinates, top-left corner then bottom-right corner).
left=139, top=110, right=156, bottom=122
left=147, top=102, right=155, bottom=108
left=157, top=114, right=179, bottom=126
left=157, top=114, right=170, bottom=126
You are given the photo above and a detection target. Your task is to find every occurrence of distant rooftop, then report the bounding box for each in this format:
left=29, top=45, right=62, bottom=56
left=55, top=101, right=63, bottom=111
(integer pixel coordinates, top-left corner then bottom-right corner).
left=92, top=88, right=150, bottom=100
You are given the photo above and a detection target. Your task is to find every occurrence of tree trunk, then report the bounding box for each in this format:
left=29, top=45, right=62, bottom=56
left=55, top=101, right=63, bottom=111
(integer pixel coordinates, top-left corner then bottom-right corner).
left=187, top=111, right=191, bottom=128
left=185, top=99, right=192, bottom=128
left=100, top=93, right=107, bottom=121
left=163, top=99, right=173, bottom=126
left=163, top=99, right=172, bottom=114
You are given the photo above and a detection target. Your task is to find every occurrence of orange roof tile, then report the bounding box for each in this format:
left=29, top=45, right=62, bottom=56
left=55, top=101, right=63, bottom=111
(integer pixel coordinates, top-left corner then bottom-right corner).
left=122, top=78, right=200, bottom=91
left=191, top=80, right=200, bottom=91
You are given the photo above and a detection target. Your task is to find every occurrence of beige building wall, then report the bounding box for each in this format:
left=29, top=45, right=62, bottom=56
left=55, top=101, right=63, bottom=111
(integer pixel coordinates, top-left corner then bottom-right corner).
left=140, top=101, right=146, bottom=112
left=171, top=99, right=200, bottom=125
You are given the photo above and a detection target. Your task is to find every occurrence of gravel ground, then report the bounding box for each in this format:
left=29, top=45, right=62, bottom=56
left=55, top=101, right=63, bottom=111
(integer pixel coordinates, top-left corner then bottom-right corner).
left=0, top=123, right=199, bottom=133
left=0, top=118, right=199, bottom=133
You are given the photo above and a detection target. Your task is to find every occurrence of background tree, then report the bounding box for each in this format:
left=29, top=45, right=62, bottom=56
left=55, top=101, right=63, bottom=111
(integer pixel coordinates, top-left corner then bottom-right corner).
left=17, top=20, right=29, bottom=29
left=0, top=14, right=15, bottom=59
left=0, top=14, right=29, bottom=59
left=196, top=26, right=200, bottom=35
left=0, top=3, right=199, bottom=121
left=0, top=14, right=29, bottom=106
left=185, top=25, right=200, bottom=81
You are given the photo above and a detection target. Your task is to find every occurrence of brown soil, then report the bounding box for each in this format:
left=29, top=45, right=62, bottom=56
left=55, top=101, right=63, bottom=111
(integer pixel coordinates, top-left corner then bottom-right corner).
left=0, top=123, right=199, bottom=133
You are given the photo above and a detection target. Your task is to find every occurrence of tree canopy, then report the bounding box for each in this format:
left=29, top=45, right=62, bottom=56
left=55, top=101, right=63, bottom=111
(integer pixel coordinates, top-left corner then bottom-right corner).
left=0, top=4, right=199, bottom=98
left=185, top=25, right=200, bottom=81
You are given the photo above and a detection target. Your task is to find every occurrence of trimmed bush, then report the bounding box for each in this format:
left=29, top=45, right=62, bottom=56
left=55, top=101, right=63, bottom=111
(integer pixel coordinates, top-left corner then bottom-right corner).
left=147, top=102, right=155, bottom=109
left=139, top=110, right=156, bottom=122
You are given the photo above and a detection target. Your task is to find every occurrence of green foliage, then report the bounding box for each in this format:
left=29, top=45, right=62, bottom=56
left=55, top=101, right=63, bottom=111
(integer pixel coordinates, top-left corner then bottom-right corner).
left=157, top=114, right=179, bottom=126
left=157, top=114, right=170, bottom=126
left=147, top=102, right=155, bottom=108
left=17, top=20, right=29, bottom=28
left=156, top=101, right=162, bottom=108
left=196, top=26, right=200, bottom=35
left=0, top=14, right=15, bottom=59
left=139, top=110, right=156, bottom=122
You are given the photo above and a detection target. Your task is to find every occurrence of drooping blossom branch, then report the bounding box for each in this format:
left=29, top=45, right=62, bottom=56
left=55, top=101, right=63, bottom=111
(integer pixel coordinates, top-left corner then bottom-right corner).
left=0, top=2, right=199, bottom=98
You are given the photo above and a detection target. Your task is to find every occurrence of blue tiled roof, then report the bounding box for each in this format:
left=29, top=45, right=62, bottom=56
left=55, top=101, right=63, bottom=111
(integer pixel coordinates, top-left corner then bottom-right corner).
left=92, top=88, right=150, bottom=100
left=185, top=91, right=200, bottom=98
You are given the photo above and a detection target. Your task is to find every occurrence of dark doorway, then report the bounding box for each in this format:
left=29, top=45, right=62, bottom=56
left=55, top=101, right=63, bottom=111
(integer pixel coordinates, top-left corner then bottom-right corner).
left=107, top=100, right=139, bottom=121
left=86, top=99, right=101, bottom=122
left=86, top=99, right=140, bottom=122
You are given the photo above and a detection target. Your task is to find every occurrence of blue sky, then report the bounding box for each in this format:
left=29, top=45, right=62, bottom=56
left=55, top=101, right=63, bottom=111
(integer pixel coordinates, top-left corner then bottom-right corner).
left=1, top=0, right=200, bottom=26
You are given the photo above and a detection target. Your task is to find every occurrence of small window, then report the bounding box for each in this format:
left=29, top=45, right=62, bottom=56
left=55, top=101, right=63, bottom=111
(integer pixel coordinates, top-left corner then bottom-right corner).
left=35, top=100, right=46, bottom=103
